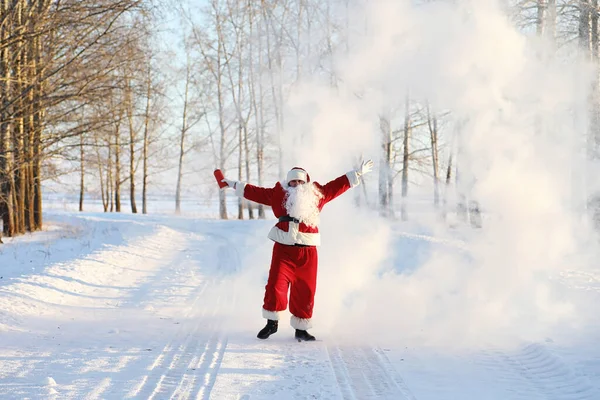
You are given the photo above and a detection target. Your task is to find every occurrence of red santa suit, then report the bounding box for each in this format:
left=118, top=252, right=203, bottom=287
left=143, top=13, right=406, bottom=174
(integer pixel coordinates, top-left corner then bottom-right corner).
left=232, top=167, right=361, bottom=330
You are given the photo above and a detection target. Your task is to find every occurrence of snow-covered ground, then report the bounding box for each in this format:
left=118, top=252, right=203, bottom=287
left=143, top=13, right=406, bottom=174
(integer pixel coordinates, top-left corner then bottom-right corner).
left=1, top=207, right=600, bottom=399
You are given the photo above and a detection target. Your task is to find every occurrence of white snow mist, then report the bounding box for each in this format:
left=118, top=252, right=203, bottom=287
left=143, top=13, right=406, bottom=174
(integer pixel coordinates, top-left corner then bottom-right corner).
left=274, top=0, right=598, bottom=347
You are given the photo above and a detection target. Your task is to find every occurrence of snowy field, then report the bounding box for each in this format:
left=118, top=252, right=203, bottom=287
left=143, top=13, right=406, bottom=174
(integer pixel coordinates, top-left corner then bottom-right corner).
left=0, top=200, right=599, bottom=400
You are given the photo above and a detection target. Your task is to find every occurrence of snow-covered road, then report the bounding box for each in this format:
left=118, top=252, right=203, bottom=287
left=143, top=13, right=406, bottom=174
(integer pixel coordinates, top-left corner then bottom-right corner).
left=0, top=212, right=599, bottom=399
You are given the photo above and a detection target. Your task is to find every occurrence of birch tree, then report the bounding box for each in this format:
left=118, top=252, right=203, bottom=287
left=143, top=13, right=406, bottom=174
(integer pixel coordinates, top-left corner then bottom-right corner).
left=248, top=1, right=266, bottom=218
left=192, top=0, right=234, bottom=220
left=401, top=96, right=411, bottom=221
left=378, top=114, right=393, bottom=217
left=427, top=106, right=440, bottom=208
left=174, top=44, right=206, bottom=215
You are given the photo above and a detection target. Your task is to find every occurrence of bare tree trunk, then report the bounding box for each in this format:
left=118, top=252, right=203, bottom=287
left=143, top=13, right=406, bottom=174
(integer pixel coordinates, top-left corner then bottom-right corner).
left=217, top=81, right=227, bottom=219
left=454, top=122, right=468, bottom=223
left=13, top=0, right=25, bottom=234
left=256, top=83, right=266, bottom=218
left=238, top=124, right=243, bottom=219
left=401, top=96, right=411, bottom=221
left=581, top=0, right=600, bottom=228
left=590, top=0, right=599, bottom=157
left=234, top=13, right=252, bottom=220
left=324, top=0, right=337, bottom=88
left=26, top=88, right=34, bottom=231
left=115, top=120, right=122, bottom=212
left=79, top=132, right=84, bottom=211
left=442, top=149, right=453, bottom=221
left=593, top=1, right=598, bottom=63
left=243, top=124, right=254, bottom=219
left=580, top=0, right=591, bottom=55
left=108, top=138, right=114, bottom=212
left=427, top=106, right=440, bottom=208
left=294, top=0, right=303, bottom=84
left=126, top=78, right=138, bottom=214
left=378, top=114, right=392, bottom=217
left=446, top=154, right=453, bottom=186
left=94, top=134, right=107, bottom=212
left=246, top=8, right=258, bottom=219
left=175, top=58, right=191, bottom=215
left=582, top=0, right=597, bottom=157
left=533, top=0, right=546, bottom=136
left=220, top=9, right=246, bottom=220
left=14, top=123, right=25, bottom=234
left=249, top=10, right=266, bottom=218
left=545, top=0, right=557, bottom=45
left=129, top=133, right=137, bottom=213
left=142, top=66, right=151, bottom=215
left=32, top=124, right=41, bottom=230
left=232, top=28, right=245, bottom=220
left=208, top=10, right=229, bottom=220
left=1, top=0, right=15, bottom=237
left=263, top=6, right=285, bottom=178
left=32, top=0, right=46, bottom=231
left=537, top=0, right=545, bottom=36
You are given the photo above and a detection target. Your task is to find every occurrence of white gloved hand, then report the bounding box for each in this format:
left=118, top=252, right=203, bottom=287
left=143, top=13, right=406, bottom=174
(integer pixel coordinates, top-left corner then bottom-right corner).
left=356, top=159, right=374, bottom=176
left=221, top=178, right=237, bottom=189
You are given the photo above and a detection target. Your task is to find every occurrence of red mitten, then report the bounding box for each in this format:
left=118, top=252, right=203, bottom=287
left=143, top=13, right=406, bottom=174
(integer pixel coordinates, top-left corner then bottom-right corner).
left=214, top=169, right=228, bottom=188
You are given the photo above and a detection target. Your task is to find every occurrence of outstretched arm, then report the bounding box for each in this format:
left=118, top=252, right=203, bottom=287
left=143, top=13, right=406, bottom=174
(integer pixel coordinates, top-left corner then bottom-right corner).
left=221, top=178, right=274, bottom=206
left=321, top=160, right=374, bottom=204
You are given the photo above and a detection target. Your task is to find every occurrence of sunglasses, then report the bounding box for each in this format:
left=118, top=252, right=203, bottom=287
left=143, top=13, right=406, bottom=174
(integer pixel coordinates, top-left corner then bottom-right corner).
left=288, top=180, right=306, bottom=187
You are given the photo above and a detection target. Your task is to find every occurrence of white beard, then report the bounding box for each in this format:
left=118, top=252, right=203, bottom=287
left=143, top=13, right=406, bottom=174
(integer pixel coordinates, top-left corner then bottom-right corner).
left=285, top=183, right=323, bottom=228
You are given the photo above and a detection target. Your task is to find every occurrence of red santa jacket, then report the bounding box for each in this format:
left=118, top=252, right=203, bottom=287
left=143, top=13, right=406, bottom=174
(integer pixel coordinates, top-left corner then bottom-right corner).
left=234, top=171, right=360, bottom=246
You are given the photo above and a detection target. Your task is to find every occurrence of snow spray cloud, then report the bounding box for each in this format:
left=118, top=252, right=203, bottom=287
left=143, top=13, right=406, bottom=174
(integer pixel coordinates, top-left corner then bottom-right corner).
left=277, top=0, right=596, bottom=346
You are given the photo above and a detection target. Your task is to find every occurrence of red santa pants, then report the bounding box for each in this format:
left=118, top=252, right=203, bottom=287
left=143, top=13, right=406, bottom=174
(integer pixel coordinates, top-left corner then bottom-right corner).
left=262, top=242, right=318, bottom=321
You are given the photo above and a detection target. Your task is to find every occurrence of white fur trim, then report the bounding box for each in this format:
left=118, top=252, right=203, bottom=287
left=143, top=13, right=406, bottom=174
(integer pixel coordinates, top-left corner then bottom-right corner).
left=346, top=170, right=360, bottom=188
left=290, top=315, right=312, bottom=330
left=262, top=308, right=280, bottom=320
left=267, top=225, right=321, bottom=246
left=235, top=181, right=246, bottom=197
left=287, top=169, right=307, bottom=183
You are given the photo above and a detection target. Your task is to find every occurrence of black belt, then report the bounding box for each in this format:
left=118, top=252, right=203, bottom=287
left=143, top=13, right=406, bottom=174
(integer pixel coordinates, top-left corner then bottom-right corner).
left=277, top=216, right=312, bottom=247
left=278, top=216, right=300, bottom=223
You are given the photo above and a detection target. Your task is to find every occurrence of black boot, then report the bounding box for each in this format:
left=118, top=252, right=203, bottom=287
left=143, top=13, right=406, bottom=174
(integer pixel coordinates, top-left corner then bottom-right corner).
left=295, top=329, right=316, bottom=341
left=257, top=319, right=278, bottom=339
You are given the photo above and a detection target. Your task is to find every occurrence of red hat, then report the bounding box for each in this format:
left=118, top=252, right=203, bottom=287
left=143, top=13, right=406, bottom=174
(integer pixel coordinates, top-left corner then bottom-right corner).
left=287, top=167, right=310, bottom=183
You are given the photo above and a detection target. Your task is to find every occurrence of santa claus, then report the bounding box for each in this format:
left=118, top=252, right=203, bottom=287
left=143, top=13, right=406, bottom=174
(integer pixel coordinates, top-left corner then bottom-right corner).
left=221, top=160, right=374, bottom=341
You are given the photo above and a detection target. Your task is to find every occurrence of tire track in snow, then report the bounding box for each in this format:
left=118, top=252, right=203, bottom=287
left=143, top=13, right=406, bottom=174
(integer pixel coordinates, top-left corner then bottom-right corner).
left=472, top=342, right=600, bottom=400
left=122, top=279, right=209, bottom=399
left=168, top=296, right=228, bottom=400
left=127, top=274, right=220, bottom=400
left=167, top=332, right=218, bottom=399
left=138, top=297, right=227, bottom=400
left=87, top=226, right=213, bottom=400
left=0, top=218, right=237, bottom=400
left=327, top=345, right=417, bottom=400
left=374, top=348, right=419, bottom=400
left=193, top=334, right=228, bottom=400
left=6, top=224, right=201, bottom=400
left=146, top=324, right=215, bottom=399
left=127, top=229, right=234, bottom=400
left=503, top=343, right=600, bottom=400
